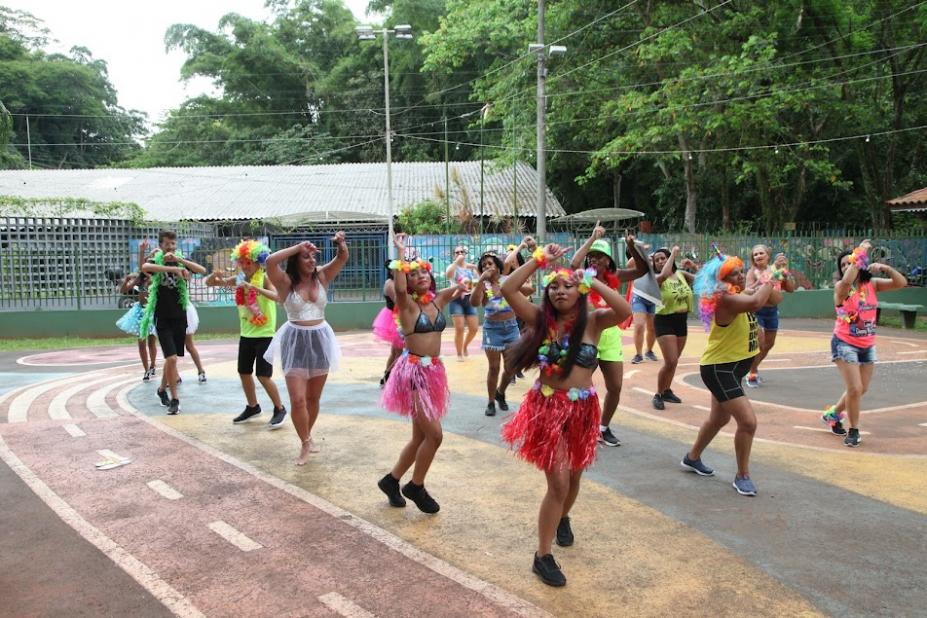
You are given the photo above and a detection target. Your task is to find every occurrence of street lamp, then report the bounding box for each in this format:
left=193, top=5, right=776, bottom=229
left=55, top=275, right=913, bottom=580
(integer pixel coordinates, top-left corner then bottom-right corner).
left=357, top=24, right=413, bottom=258
left=530, top=0, right=566, bottom=243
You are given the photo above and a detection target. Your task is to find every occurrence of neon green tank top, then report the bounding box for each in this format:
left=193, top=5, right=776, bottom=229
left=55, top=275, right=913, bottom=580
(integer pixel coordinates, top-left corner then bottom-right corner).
left=238, top=270, right=276, bottom=338
left=657, top=271, right=692, bottom=315
left=700, top=311, right=759, bottom=365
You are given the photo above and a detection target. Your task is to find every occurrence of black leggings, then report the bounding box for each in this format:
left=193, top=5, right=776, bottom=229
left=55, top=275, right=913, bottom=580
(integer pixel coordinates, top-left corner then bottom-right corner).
left=699, top=357, right=755, bottom=402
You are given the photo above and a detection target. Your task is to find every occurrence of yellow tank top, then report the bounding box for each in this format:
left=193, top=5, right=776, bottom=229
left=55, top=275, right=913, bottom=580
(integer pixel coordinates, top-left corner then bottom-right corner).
left=238, top=270, right=277, bottom=338
left=657, top=271, right=692, bottom=315
left=700, top=311, right=759, bottom=365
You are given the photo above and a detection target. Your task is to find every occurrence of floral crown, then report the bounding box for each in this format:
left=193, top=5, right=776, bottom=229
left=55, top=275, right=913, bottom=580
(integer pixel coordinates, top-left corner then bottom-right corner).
left=542, top=267, right=596, bottom=295
left=388, top=258, right=432, bottom=273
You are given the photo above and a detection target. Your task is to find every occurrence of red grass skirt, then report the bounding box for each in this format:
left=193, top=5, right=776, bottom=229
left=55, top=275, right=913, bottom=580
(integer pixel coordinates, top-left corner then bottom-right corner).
left=380, top=352, right=449, bottom=421
left=502, top=383, right=600, bottom=472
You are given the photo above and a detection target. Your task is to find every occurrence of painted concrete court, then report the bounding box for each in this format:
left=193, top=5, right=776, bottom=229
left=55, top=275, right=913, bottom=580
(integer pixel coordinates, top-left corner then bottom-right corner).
left=2, top=320, right=926, bottom=617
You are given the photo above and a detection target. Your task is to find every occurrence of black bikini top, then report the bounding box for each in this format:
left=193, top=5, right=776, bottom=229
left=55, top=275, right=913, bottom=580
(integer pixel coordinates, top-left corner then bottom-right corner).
left=413, top=303, right=447, bottom=334
left=384, top=294, right=395, bottom=311
left=574, top=343, right=599, bottom=369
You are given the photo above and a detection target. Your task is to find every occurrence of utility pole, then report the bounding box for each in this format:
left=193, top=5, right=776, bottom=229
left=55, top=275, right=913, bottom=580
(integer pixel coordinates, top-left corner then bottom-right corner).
left=25, top=114, right=32, bottom=169
left=382, top=32, right=395, bottom=257
left=444, top=115, right=450, bottom=233
left=535, top=0, right=547, bottom=243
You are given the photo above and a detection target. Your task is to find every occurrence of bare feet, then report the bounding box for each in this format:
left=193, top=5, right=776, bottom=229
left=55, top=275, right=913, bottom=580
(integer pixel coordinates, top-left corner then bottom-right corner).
left=295, top=437, right=320, bottom=466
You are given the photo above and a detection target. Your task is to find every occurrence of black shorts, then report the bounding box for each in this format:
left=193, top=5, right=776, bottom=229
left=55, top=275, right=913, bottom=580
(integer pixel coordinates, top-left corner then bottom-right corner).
left=654, top=312, right=688, bottom=338
left=699, top=357, right=755, bottom=402
left=238, top=336, right=273, bottom=377
left=155, top=316, right=187, bottom=358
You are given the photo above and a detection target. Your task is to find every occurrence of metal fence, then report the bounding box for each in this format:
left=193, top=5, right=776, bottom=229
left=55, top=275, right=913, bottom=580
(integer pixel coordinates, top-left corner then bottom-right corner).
left=1, top=216, right=925, bottom=312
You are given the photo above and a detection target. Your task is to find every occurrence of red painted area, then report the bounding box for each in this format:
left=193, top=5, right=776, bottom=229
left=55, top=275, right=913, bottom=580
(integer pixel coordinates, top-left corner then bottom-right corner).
left=0, top=416, right=521, bottom=617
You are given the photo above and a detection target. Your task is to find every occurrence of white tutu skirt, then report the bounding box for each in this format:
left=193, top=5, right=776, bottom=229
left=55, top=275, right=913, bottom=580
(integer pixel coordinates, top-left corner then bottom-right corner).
left=185, top=303, right=199, bottom=335
left=264, top=321, right=340, bottom=378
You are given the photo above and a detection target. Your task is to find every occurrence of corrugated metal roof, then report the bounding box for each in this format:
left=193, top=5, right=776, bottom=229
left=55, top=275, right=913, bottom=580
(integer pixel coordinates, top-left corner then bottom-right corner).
left=886, top=186, right=927, bottom=207
left=0, top=161, right=564, bottom=222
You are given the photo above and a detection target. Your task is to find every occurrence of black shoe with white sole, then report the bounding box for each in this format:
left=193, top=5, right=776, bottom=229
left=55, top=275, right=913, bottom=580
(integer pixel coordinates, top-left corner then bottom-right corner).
left=167, top=399, right=181, bottom=415
left=844, top=427, right=861, bottom=447
left=233, top=405, right=262, bottom=423
left=157, top=388, right=170, bottom=407
left=268, top=406, right=287, bottom=429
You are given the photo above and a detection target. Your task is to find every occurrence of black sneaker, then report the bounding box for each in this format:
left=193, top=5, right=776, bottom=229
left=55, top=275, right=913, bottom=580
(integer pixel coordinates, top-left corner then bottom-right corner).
left=831, top=421, right=848, bottom=436
left=233, top=404, right=262, bottom=424
left=533, top=553, right=566, bottom=587
left=515, top=370, right=525, bottom=379
left=844, top=428, right=861, bottom=447
left=142, top=368, right=151, bottom=382
left=157, top=388, right=170, bottom=407
left=645, top=351, right=659, bottom=362
left=485, top=401, right=496, bottom=417
left=401, top=481, right=440, bottom=514
left=652, top=393, right=665, bottom=410
left=379, top=370, right=390, bottom=388
left=556, top=517, right=574, bottom=547
left=494, top=391, right=509, bottom=411
left=198, top=371, right=207, bottom=383
left=176, top=376, right=182, bottom=384
left=661, top=389, right=682, bottom=404
left=149, top=366, right=156, bottom=377
left=167, top=399, right=180, bottom=415
left=378, top=473, right=406, bottom=508
left=268, top=406, right=287, bottom=429
left=598, top=427, right=621, bottom=447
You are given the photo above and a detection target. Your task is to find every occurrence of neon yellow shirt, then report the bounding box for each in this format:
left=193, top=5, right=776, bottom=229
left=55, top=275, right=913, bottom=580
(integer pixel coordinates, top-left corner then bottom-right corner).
left=700, top=311, right=758, bottom=365
left=657, top=271, right=692, bottom=315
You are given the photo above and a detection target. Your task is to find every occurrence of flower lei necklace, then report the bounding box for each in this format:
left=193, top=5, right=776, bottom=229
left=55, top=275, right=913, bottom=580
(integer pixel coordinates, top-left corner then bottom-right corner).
left=537, top=316, right=576, bottom=377
left=411, top=290, right=435, bottom=305
left=837, top=285, right=867, bottom=324
left=235, top=269, right=268, bottom=326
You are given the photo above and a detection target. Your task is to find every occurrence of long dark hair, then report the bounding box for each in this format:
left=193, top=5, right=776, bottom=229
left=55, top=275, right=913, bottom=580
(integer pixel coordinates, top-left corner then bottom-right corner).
left=836, top=250, right=872, bottom=284
left=507, top=288, right=589, bottom=379
left=285, top=253, right=318, bottom=287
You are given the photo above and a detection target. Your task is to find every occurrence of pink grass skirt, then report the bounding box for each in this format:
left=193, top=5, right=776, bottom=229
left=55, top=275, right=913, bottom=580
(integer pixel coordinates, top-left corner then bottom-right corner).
left=372, top=306, right=404, bottom=349
left=380, top=351, right=449, bottom=421
left=502, top=382, right=600, bottom=472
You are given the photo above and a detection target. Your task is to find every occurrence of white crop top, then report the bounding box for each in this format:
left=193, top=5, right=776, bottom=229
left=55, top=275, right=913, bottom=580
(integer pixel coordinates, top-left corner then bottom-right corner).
left=285, top=288, right=327, bottom=321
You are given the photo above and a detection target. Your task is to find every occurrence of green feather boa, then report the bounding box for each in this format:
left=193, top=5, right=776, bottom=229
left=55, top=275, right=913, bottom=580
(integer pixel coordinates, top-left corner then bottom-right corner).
left=139, top=249, right=190, bottom=338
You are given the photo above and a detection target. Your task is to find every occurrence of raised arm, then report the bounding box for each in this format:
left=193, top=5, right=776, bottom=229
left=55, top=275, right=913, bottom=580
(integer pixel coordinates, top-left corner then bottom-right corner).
left=834, top=240, right=870, bottom=305
left=390, top=235, right=412, bottom=312
left=870, top=262, right=908, bottom=293
left=318, top=231, right=348, bottom=286
left=616, top=234, right=649, bottom=281
left=773, top=253, right=797, bottom=293
left=470, top=269, right=490, bottom=308
left=266, top=241, right=314, bottom=300
left=570, top=222, right=605, bottom=269
left=656, top=246, right=679, bottom=285
left=502, top=244, right=569, bottom=328
left=720, top=281, right=775, bottom=316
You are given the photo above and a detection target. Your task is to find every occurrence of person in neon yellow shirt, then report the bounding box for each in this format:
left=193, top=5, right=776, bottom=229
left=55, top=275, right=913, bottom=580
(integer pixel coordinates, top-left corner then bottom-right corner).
left=651, top=246, right=696, bottom=410
left=205, top=240, right=287, bottom=429
left=681, top=252, right=774, bottom=497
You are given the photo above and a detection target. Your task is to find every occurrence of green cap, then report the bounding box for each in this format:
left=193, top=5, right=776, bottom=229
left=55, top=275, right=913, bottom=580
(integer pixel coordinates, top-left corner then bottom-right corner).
left=589, top=239, right=613, bottom=259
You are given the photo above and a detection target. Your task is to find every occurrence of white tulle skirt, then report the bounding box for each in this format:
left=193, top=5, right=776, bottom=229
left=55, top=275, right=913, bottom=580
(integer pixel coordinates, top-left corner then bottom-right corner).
left=185, top=303, right=199, bottom=335
left=264, top=321, right=340, bottom=379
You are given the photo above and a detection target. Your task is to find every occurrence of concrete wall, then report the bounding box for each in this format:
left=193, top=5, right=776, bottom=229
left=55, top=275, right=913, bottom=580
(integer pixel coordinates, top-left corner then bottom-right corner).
left=2, top=287, right=925, bottom=339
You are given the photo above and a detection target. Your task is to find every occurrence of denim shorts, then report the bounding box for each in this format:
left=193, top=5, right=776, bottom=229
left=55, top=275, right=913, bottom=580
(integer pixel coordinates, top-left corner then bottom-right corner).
left=448, top=295, right=477, bottom=317
left=831, top=335, right=876, bottom=364
left=755, top=305, right=779, bottom=331
left=631, top=295, right=656, bottom=314
left=482, top=317, right=520, bottom=351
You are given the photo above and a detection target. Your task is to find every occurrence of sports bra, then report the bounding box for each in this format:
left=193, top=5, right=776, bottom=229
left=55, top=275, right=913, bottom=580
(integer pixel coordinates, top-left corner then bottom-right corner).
left=285, top=287, right=327, bottom=321
left=413, top=303, right=447, bottom=333
left=574, top=343, right=599, bottom=369
left=384, top=294, right=395, bottom=311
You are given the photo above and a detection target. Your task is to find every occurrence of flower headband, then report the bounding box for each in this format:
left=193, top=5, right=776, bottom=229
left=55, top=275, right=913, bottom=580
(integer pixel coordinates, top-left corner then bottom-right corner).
left=231, top=239, right=270, bottom=266
left=388, top=258, right=432, bottom=273
left=542, top=267, right=596, bottom=295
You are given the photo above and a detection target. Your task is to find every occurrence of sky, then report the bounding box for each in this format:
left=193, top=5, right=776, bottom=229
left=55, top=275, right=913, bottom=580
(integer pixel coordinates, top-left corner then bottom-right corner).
left=4, top=0, right=381, bottom=127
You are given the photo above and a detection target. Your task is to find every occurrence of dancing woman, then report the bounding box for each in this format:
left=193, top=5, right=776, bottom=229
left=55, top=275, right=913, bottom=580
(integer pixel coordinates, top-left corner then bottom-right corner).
left=445, top=245, right=479, bottom=361
left=570, top=223, right=648, bottom=446
left=470, top=250, right=531, bottom=416
left=823, top=240, right=906, bottom=446
left=651, top=246, right=696, bottom=410
left=681, top=250, right=774, bottom=496
left=377, top=234, right=466, bottom=514
left=117, top=239, right=158, bottom=381
left=501, top=243, right=632, bottom=587
left=265, top=233, right=348, bottom=465
left=745, top=245, right=796, bottom=387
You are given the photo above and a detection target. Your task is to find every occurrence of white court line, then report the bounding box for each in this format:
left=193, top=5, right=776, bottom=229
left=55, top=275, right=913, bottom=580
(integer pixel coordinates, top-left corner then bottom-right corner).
left=624, top=369, right=640, bottom=379
left=16, top=352, right=136, bottom=367
left=0, top=433, right=204, bottom=617
left=48, top=376, right=116, bottom=420
left=62, top=424, right=86, bottom=438
left=97, top=449, right=129, bottom=462
left=86, top=377, right=137, bottom=419
left=693, top=405, right=711, bottom=412
left=6, top=374, right=92, bottom=423
left=898, top=350, right=927, bottom=355
left=793, top=425, right=871, bottom=436
left=919, top=423, right=927, bottom=428
left=208, top=520, right=262, bottom=552
left=318, top=592, right=377, bottom=618
left=147, top=480, right=183, bottom=501
left=115, top=383, right=551, bottom=618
